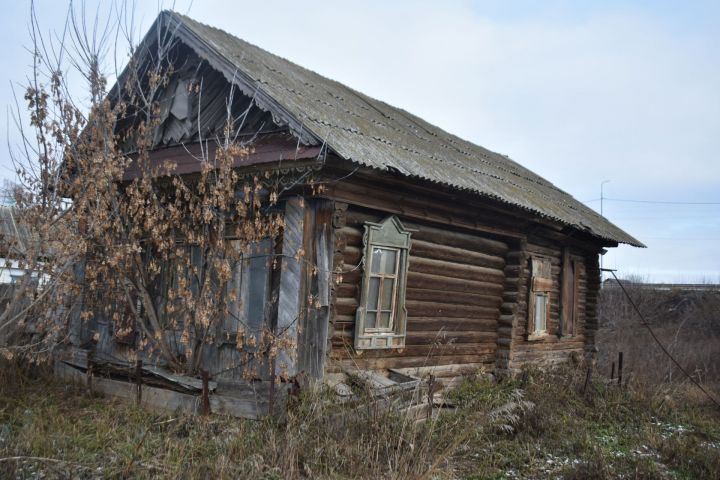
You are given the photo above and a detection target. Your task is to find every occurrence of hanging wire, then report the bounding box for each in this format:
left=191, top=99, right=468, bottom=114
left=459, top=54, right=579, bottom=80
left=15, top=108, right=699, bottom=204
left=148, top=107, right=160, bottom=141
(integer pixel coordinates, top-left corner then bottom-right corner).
left=603, top=268, right=720, bottom=408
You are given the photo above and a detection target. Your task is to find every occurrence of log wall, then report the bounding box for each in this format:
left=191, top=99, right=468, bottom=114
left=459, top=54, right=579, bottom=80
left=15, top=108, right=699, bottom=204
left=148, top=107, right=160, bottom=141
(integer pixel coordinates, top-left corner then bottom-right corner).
left=328, top=205, right=509, bottom=376
left=320, top=165, right=607, bottom=381
left=506, top=237, right=590, bottom=372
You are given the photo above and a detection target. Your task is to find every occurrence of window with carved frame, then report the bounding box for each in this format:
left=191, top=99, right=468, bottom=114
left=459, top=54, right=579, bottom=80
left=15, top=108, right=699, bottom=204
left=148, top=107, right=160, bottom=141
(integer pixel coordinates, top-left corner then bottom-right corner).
left=355, top=216, right=412, bottom=350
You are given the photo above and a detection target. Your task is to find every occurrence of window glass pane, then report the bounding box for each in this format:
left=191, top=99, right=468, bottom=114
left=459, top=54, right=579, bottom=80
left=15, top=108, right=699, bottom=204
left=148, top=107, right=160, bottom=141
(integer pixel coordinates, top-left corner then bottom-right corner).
left=367, top=277, right=380, bottom=310
left=378, top=312, right=392, bottom=329
left=534, top=294, right=547, bottom=332
left=371, top=248, right=397, bottom=274
left=366, top=312, right=377, bottom=329
left=381, top=278, right=395, bottom=310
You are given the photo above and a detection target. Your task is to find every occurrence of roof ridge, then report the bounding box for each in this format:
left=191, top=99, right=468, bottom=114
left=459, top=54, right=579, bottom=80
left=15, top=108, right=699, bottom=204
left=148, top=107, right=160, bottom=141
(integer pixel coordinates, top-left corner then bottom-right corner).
left=144, top=11, right=643, bottom=247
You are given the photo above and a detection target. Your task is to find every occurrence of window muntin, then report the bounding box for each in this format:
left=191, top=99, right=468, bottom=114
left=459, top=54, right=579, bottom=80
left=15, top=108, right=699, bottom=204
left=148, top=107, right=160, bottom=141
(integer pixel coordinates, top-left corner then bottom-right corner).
left=365, top=247, right=400, bottom=332
left=528, top=256, right=552, bottom=338
left=354, top=216, right=412, bottom=350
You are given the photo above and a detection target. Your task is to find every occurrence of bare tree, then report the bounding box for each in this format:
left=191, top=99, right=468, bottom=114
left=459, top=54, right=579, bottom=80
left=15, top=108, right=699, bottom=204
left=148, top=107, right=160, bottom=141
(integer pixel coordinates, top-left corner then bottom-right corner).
left=1, top=2, right=318, bottom=378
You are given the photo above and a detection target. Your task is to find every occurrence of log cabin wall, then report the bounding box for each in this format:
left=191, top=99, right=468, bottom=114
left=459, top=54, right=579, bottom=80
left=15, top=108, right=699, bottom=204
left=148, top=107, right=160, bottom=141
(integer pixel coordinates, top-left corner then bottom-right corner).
left=506, top=236, right=592, bottom=372
left=320, top=164, right=607, bottom=381
left=328, top=204, right=509, bottom=381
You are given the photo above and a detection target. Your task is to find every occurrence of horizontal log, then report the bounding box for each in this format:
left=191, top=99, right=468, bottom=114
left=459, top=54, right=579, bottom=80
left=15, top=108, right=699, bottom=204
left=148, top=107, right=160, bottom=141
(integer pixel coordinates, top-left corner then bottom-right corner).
left=410, top=239, right=505, bottom=270
left=335, top=297, right=359, bottom=316
left=405, top=330, right=497, bottom=345
left=332, top=328, right=497, bottom=345
left=403, top=344, right=496, bottom=356
left=498, top=314, right=516, bottom=326
left=407, top=271, right=504, bottom=295
left=343, top=245, right=362, bottom=266
left=329, top=354, right=495, bottom=370
left=336, top=226, right=362, bottom=246
left=408, top=222, right=509, bottom=256
left=499, top=302, right=516, bottom=315
left=497, top=326, right=514, bottom=338
left=339, top=268, right=361, bottom=284
left=336, top=283, right=358, bottom=299
left=406, top=288, right=503, bottom=308
left=335, top=187, right=526, bottom=241
left=407, top=317, right=498, bottom=332
left=409, top=256, right=505, bottom=283
left=407, top=300, right=499, bottom=319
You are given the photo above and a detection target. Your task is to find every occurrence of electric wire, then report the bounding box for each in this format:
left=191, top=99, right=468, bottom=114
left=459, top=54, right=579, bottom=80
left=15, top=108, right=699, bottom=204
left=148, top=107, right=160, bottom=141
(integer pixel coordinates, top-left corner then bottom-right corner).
left=604, top=269, right=720, bottom=409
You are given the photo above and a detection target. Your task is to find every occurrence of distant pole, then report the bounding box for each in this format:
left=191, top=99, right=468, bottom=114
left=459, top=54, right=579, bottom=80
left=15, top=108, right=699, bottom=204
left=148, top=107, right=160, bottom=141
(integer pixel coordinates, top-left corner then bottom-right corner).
left=600, top=180, right=610, bottom=274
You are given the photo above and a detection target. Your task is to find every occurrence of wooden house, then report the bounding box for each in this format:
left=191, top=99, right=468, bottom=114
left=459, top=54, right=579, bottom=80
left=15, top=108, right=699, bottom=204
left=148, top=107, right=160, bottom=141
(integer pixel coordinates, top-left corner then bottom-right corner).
left=59, top=11, right=643, bottom=415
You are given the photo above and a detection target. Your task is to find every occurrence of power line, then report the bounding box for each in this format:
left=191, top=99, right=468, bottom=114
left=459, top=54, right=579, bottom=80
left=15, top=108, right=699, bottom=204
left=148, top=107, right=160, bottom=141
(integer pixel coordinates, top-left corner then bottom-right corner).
left=603, top=269, right=720, bottom=409
left=605, top=198, right=720, bottom=206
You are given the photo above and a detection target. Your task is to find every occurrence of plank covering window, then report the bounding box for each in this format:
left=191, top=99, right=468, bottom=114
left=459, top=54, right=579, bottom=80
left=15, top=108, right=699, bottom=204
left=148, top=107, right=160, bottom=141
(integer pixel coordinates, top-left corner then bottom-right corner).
left=561, top=249, right=580, bottom=337
left=355, top=216, right=412, bottom=350
left=528, top=256, right=552, bottom=338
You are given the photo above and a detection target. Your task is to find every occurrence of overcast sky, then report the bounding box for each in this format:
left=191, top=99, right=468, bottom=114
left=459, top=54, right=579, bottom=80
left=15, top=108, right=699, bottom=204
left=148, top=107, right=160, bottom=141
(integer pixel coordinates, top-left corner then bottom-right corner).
left=1, top=1, right=719, bottom=282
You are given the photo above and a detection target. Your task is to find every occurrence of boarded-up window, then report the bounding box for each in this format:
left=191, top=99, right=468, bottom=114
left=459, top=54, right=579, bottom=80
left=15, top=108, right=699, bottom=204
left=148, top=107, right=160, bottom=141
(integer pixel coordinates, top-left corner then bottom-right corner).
left=355, top=216, right=412, bottom=350
left=561, top=249, right=580, bottom=337
left=528, top=256, right=551, bottom=337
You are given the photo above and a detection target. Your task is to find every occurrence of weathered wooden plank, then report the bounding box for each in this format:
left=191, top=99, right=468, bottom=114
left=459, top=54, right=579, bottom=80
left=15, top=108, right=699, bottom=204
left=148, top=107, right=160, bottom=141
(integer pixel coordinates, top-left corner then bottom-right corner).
left=298, top=199, right=334, bottom=379
left=55, top=362, right=270, bottom=418
left=276, top=197, right=305, bottom=377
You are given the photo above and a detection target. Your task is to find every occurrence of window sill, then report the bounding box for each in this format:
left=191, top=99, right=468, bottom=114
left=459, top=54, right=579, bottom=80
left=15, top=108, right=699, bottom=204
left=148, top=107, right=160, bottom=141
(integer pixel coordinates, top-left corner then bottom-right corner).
left=527, top=332, right=550, bottom=342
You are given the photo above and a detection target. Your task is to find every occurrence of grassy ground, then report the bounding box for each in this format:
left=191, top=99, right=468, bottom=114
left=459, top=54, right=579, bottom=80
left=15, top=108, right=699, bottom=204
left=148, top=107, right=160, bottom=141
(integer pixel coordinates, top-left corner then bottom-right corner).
left=0, top=360, right=718, bottom=479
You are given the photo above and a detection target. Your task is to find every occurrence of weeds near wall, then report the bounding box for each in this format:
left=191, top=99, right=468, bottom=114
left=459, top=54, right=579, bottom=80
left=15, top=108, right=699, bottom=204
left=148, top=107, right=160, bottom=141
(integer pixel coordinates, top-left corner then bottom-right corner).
left=2, top=357, right=718, bottom=479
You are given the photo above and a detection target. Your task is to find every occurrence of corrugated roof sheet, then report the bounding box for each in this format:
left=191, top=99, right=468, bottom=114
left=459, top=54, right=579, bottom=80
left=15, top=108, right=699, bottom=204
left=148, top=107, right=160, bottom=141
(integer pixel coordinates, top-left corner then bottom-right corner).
left=154, top=11, right=642, bottom=247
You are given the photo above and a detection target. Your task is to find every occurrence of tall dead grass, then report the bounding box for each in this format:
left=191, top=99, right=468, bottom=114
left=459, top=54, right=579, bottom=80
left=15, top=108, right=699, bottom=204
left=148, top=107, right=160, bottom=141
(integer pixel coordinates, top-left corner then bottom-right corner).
left=597, top=279, right=720, bottom=401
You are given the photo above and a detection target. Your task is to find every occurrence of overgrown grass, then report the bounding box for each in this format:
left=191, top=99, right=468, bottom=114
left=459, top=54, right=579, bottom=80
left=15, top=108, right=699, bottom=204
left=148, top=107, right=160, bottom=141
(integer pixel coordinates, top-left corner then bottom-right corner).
left=1, top=359, right=718, bottom=479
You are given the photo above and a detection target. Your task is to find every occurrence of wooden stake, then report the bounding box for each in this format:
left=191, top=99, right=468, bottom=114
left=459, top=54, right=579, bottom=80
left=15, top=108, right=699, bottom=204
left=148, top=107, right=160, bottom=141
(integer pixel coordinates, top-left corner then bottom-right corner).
left=135, top=360, right=142, bottom=405
left=86, top=352, right=93, bottom=395
left=618, top=352, right=623, bottom=386
left=200, top=370, right=211, bottom=416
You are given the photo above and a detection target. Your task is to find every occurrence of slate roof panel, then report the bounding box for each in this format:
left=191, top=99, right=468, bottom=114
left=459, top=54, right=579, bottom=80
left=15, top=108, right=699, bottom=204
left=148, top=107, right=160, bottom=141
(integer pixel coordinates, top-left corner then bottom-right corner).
left=157, top=11, right=643, bottom=247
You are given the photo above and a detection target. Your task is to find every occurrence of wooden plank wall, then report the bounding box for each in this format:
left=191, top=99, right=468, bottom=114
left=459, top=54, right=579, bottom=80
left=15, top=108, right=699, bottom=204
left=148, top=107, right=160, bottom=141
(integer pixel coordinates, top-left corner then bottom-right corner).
left=328, top=205, right=509, bottom=376
left=296, top=199, right=334, bottom=379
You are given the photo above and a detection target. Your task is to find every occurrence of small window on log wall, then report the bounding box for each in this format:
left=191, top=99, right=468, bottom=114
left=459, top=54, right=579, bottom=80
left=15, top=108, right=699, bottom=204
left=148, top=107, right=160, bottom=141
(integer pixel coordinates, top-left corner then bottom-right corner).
left=355, top=216, right=412, bottom=350
left=528, top=256, right=552, bottom=339
left=561, top=249, right=580, bottom=337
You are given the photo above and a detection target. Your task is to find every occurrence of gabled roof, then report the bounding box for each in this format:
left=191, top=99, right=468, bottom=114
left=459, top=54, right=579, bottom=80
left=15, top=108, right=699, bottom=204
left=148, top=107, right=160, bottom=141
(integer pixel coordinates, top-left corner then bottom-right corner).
left=139, top=11, right=643, bottom=247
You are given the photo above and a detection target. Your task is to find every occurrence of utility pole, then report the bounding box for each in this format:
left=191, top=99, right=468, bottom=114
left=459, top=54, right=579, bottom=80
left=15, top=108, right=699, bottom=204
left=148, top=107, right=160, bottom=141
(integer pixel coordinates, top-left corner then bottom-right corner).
left=600, top=180, right=610, bottom=275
